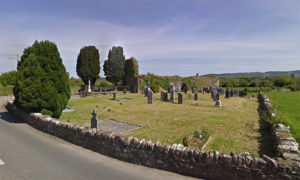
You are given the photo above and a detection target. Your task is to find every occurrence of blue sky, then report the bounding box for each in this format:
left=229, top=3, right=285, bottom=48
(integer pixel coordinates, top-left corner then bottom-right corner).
left=0, top=0, right=299, bottom=77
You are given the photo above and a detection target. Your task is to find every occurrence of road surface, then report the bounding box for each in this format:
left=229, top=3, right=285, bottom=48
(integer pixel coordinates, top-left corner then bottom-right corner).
left=0, top=96, right=200, bottom=180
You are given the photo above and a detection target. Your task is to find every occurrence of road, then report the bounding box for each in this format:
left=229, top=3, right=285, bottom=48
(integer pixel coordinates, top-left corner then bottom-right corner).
left=0, top=96, right=200, bottom=180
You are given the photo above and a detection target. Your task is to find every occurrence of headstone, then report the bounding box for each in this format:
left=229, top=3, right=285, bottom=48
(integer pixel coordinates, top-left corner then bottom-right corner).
left=233, top=90, right=239, bottom=97
left=88, top=80, right=92, bottom=93
left=216, top=92, right=220, bottom=101
left=178, top=93, right=183, bottom=104
left=194, top=93, right=198, bottom=100
left=113, top=92, right=117, bottom=100
left=230, top=89, right=234, bottom=97
left=215, top=100, right=222, bottom=107
left=163, top=92, right=169, bottom=102
left=192, top=87, right=195, bottom=93
left=148, top=88, right=153, bottom=104
left=219, top=88, right=225, bottom=95
left=144, top=85, right=148, bottom=97
left=199, top=88, right=203, bottom=93
left=161, top=90, right=165, bottom=100
left=91, top=110, right=98, bottom=129
left=225, top=88, right=230, bottom=98
left=170, top=85, right=175, bottom=103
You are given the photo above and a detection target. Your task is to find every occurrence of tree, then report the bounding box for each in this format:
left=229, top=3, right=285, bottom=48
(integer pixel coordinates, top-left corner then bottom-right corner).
left=273, top=73, right=293, bottom=87
left=0, top=70, right=17, bottom=86
left=13, top=40, right=70, bottom=118
left=103, top=46, right=125, bottom=85
left=76, top=46, right=100, bottom=85
left=124, top=57, right=139, bottom=87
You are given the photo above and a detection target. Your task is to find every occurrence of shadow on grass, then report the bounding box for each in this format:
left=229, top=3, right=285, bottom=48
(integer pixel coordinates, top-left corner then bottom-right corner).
left=257, top=127, right=277, bottom=157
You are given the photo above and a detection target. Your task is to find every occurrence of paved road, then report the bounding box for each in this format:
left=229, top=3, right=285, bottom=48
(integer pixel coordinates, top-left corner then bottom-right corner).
left=0, top=97, right=199, bottom=180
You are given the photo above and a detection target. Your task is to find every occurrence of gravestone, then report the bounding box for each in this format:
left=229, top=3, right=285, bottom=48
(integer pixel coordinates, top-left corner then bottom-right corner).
left=113, top=92, right=117, bottom=100
left=215, top=100, right=222, bottom=107
left=163, top=92, right=169, bottom=102
left=225, top=88, right=230, bottom=98
left=144, top=85, right=148, bottom=97
left=148, top=88, right=153, bottom=104
left=216, top=92, right=220, bottom=101
left=178, top=93, right=183, bottom=104
left=184, top=87, right=188, bottom=94
left=91, top=110, right=98, bottom=129
left=192, top=87, right=195, bottom=93
left=199, top=88, right=203, bottom=93
left=219, top=88, right=225, bottom=95
left=239, top=91, right=247, bottom=97
left=233, top=90, right=239, bottom=97
left=230, top=89, right=234, bottom=97
left=88, top=80, right=92, bottom=93
left=170, top=85, right=175, bottom=103
left=161, top=90, right=165, bottom=100
left=194, top=93, right=198, bottom=100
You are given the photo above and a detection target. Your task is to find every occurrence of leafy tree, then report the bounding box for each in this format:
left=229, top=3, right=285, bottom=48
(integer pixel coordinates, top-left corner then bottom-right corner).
left=273, top=73, right=293, bottom=87
left=0, top=70, right=17, bottom=86
left=14, top=40, right=70, bottom=118
left=76, top=46, right=100, bottom=85
left=103, top=46, right=125, bottom=85
left=124, top=57, right=139, bottom=87
left=239, top=77, right=251, bottom=87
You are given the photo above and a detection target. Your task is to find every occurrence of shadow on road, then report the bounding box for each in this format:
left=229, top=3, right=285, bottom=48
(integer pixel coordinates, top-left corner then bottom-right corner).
left=0, top=112, right=24, bottom=124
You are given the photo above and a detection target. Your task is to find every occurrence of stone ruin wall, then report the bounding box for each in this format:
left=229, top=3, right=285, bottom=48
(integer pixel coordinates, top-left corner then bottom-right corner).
left=6, top=100, right=300, bottom=180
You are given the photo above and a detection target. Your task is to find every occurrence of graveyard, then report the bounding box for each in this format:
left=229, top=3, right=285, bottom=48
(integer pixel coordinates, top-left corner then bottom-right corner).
left=60, top=92, right=261, bottom=156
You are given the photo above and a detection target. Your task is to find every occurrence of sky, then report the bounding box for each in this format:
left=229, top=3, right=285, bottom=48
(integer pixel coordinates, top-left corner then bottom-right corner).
left=0, top=0, right=299, bottom=77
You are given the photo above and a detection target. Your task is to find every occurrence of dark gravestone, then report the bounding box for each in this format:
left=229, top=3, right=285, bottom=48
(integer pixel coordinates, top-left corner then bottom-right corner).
left=113, top=92, right=117, bottom=100
left=230, top=89, right=234, bottom=97
left=225, top=88, right=230, bottom=98
left=161, top=90, right=165, bottom=100
left=163, top=92, right=169, bottom=102
left=239, top=91, right=247, bottom=97
left=233, top=90, right=239, bottom=97
left=91, top=110, right=98, bottom=129
left=148, top=88, right=153, bottom=104
left=178, top=93, right=183, bottom=104
left=184, top=87, right=188, bottom=94
left=194, top=93, right=198, bottom=100
left=216, top=92, right=220, bottom=101
left=144, top=85, right=148, bottom=97
left=170, top=85, right=175, bottom=103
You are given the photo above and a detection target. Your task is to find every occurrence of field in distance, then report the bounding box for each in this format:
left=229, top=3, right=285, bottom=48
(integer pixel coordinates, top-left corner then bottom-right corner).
left=60, top=93, right=261, bottom=155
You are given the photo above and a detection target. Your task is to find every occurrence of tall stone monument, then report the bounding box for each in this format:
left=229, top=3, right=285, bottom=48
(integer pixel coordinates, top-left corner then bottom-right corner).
left=148, top=88, right=153, bottom=104
left=178, top=93, right=183, bottom=104
left=91, top=109, right=98, bottom=129
left=170, top=85, right=175, bottom=103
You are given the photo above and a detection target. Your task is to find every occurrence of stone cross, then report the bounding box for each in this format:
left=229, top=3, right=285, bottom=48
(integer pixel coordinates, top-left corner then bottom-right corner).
left=148, top=88, right=153, bottom=104
left=91, top=109, right=98, bottom=129
left=88, top=80, right=92, bottom=93
left=194, top=93, right=198, bottom=100
left=170, top=85, right=175, bottom=103
left=178, top=93, right=183, bottom=104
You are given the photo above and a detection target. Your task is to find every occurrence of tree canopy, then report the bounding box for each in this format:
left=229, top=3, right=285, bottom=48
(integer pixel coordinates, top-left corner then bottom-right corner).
left=103, top=46, right=125, bottom=85
left=14, top=40, right=70, bottom=118
left=76, top=46, right=100, bottom=85
left=124, top=57, right=139, bottom=86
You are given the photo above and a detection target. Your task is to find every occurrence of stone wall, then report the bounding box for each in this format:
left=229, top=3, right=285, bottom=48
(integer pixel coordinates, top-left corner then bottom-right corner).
left=259, top=93, right=300, bottom=166
left=6, top=101, right=300, bottom=180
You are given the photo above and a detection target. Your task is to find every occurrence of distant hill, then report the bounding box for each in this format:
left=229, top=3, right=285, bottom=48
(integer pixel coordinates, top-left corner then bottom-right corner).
left=203, top=70, right=300, bottom=78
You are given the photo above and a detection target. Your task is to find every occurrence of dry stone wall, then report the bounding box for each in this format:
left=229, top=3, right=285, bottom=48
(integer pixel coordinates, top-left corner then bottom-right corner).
left=6, top=101, right=300, bottom=180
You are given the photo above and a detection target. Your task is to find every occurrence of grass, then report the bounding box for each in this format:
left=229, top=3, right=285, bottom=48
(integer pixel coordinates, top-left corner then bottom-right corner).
left=265, top=91, right=300, bottom=144
left=0, top=84, right=13, bottom=96
left=60, top=93, right=261, bottom=155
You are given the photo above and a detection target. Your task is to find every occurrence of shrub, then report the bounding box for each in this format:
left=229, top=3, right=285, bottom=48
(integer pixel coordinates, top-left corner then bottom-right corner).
left=123, top=88, right=127, bottom=94
left=150, top=84, right=160, bottom=93
left=182, top=136, right=189, bottom=147
left=14, top=40, right=70, bottom=118
left=0, top=71, right=17, bottom=87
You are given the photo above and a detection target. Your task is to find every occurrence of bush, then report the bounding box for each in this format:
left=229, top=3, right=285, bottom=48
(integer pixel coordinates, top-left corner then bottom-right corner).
left=150, top=84, right=160, bottom=93
left=0, top=71, right=17, bottom=87
left=182, top=136, right=189, bottom=147
left=14, top=40, right=70, bottom=118
left=123, top=88, right=127, bottom=94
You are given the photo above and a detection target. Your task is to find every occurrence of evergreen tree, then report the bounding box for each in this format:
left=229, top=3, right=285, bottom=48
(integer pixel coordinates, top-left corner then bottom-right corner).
left=76, top=46, right=100, bottom=85
left=14, top=40, right=70, bottom=118
left=103, top=46, right=125, bottom=85
left=124, top=57, right=139, bottom=86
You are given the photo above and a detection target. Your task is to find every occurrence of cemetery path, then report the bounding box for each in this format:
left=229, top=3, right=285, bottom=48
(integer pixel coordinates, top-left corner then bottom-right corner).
left=0, top=96, right=200, bottom=180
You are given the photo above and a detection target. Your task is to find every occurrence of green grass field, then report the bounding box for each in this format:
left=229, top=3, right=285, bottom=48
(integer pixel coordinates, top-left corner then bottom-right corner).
left=60, top=93, right=261, bottom=155
left=265, top=91, right=300, bottom=144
